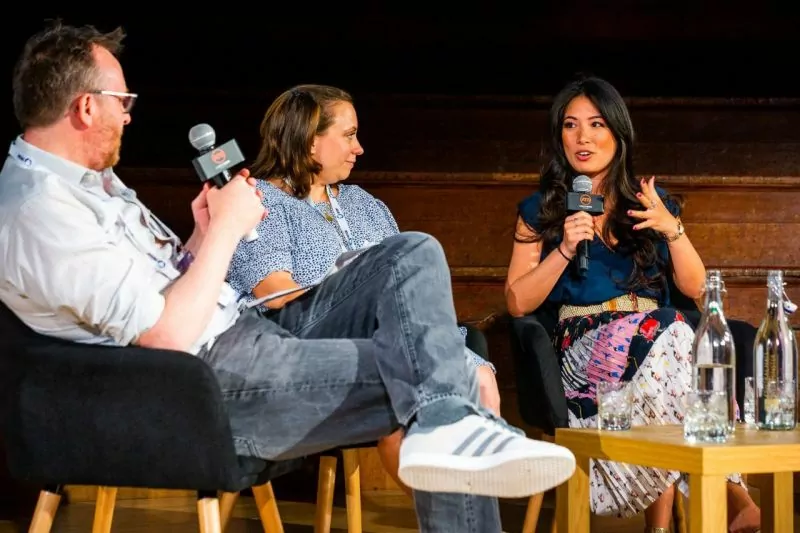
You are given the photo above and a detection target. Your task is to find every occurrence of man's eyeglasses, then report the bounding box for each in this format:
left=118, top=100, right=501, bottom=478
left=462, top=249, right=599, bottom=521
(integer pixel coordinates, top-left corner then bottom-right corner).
left=90, top=90, right=138, bottom=113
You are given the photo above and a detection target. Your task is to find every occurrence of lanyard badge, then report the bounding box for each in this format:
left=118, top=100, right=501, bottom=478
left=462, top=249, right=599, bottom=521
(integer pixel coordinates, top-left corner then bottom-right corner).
left=304, top=184, right=354, bottom=251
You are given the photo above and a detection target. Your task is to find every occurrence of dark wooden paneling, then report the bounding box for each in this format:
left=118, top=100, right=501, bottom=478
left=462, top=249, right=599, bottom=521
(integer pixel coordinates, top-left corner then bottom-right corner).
left=126, top=170, right=800, bottom=273
left=123, top=169, right=800, bottom=268
left=64, top=94, right=800, bottom=175
left=121, top=166, right=800, bottom=332
left=356, top=174, right=800, bottom=271
left=111, top=79, right=800, bottom=392
left=363, top=141, right=800, bottom=175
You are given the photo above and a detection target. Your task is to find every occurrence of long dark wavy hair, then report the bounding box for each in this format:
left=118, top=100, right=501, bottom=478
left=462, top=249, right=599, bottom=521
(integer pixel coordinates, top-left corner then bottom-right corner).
left=521, top=75, right=674, bottom=293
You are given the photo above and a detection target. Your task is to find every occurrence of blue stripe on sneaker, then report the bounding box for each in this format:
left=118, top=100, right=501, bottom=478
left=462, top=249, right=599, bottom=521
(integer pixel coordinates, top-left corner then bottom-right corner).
left=452, top=426, right=487, bottom=455
left=490, top=435, right=517, bottom=454
left=472, top=431, right=503, bottom=456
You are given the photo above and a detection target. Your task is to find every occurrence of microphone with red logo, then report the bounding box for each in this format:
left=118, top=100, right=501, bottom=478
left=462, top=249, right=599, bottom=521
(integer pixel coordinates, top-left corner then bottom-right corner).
left=188, top=123, right=258, bottom=242
left=566, top=174, right=604, bottom=278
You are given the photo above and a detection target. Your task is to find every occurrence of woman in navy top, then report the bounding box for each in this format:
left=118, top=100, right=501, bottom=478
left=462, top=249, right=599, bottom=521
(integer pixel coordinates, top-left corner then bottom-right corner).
left=226, top=84, right=499, bottom=497
left=505, top=76, right=759, bottom=531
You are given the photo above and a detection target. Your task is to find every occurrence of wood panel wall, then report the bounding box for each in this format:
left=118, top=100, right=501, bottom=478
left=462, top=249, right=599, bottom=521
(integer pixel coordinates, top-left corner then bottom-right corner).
left=103, top=94, right=800, bottom=394
left=122, top=165, right=800, bottom=391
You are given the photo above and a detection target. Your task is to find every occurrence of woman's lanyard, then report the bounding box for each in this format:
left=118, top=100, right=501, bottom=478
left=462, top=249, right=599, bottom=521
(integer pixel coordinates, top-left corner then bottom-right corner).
left=306, top=184, right=354, bottom=251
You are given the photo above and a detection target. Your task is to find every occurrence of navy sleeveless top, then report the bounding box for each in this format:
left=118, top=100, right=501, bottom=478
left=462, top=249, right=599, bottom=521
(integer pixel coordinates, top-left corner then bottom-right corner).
left=517, top=187, right=680, bottom=308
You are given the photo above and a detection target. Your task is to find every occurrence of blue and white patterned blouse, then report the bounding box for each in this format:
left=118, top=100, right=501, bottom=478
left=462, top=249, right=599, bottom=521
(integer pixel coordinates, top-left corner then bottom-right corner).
left=227, top=180, right=399, bottom=296
left=226, top=180, right=493, bottom=372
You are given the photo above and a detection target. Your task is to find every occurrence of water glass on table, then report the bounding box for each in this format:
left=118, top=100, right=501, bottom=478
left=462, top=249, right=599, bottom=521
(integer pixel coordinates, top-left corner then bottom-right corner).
left=684, top=389, right=729, bottom=443
left=743, top=376, right=756, bottom=426
left=760, top=379, right=796, bottom=430
left=597, top=381, right=633, bottom=431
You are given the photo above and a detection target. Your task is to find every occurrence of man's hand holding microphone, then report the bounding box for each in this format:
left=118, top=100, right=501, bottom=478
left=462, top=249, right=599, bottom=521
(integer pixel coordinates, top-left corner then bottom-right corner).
left=205, top=168, right=266, bottom=243
left=188, top=123, right=266, bottom=245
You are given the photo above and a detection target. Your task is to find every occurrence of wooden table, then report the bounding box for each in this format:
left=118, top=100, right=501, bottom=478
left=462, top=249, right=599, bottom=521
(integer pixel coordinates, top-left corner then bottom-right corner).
left=555, top=424, right=799, bottom=532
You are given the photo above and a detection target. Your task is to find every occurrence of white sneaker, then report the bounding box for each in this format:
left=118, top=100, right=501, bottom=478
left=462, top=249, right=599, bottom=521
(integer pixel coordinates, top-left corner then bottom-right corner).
left=397, top=414, right=575, bottom=498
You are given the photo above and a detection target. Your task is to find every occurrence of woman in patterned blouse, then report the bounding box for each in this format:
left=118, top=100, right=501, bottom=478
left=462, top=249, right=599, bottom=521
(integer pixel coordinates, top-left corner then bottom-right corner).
left=226, top=84, right=499, bottom=496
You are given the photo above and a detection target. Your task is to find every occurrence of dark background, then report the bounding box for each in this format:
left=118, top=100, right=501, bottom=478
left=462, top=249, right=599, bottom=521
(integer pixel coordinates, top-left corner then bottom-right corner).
left=0, top=4, right=798, bottom=169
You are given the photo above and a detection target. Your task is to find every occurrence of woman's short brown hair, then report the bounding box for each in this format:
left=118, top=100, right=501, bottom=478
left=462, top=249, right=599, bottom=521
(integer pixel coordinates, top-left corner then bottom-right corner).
left=250, top=84, right=353, bottom=199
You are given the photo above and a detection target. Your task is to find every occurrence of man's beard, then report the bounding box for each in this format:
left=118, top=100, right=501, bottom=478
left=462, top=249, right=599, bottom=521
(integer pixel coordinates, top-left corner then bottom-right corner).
left=100, top=126, right=122, bottom=169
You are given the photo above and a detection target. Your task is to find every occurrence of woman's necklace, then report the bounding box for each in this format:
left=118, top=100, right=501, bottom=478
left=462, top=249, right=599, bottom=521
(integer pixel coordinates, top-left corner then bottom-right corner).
left=320, top=203, right=335, bottom=222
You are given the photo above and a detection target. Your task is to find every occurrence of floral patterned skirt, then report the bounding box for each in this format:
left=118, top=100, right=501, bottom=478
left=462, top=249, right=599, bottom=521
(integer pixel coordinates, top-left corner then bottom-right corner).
left=555, top=307, right=743, bottom=518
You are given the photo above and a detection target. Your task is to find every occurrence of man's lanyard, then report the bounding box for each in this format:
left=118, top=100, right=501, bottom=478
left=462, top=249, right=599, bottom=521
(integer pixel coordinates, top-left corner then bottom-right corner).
left=305, top=184, right=354, bottom=251
left=8, top=141, right=181, bottom=267
left=8, top=141, right=35, bottom=170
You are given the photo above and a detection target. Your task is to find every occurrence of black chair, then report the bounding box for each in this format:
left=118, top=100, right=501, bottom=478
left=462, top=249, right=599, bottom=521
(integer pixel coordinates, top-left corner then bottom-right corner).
left=0, top=301, right=302, bottom=533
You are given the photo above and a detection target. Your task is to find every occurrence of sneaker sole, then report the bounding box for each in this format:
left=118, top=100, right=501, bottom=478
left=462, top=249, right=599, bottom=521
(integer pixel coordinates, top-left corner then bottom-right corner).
left=397, top=449, right=576, bottom=498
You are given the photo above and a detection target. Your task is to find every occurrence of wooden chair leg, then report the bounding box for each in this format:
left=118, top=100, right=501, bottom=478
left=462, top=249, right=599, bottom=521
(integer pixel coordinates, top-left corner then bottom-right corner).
left=28, top=486, right=62, bottom=533
left=532, top=430, right=557, bottom=533
left=218, top=491, right=239, bottom=533
left=91, top=487, right=117, bottom=533
left=342, top=449, right=363, bottom=533
left=522, top=492, right=544, bottom=533
left=314, top=455, right=337, bottom=533
left=672, top=487, right=687, bottom=533
left=252, top=482, right=284, bottom=533
left=197, top=491, right=222, bottom=533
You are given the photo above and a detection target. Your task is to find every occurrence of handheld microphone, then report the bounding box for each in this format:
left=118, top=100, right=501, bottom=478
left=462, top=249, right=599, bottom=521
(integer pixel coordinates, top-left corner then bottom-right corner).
left=188, top=123, right=258, bottom=242
left=567, top=175, right=604, bottom=278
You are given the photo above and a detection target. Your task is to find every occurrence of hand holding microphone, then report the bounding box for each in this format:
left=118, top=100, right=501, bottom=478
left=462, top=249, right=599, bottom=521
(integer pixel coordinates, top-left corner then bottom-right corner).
left=566, top=175, right=604, bottom=277
left=188, top=123, right=262, bottom=242
left=562, top=211, right=594, bottom=258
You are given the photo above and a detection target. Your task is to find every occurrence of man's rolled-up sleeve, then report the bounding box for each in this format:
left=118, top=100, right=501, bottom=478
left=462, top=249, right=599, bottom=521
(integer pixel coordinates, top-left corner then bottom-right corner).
left=10, top=195, right=166, bottom=346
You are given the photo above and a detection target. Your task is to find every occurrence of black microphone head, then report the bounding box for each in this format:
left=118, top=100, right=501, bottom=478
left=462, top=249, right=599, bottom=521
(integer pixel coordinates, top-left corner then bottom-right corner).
left=572, top=174, right=592, bottom=193
left=189, top=123, right=216, bottom=152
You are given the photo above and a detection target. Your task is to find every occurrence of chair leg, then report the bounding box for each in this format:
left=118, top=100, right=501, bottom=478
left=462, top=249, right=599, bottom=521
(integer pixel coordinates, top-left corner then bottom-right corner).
left=28, top=486, right=63, bottom=533
left=522, top=492, right=544, bottom=533
left=91, top=487, right=117, bottom=533
left=252, top=482, right=284, bottom=533
left=197, top=490, right=222, bottom=533
left=672, top=487, right=687, bottom=533
left=219, top=491, right=239, bottom=533
left=28, top=486, right=62, bottom=533
left=342, top=449, right=362, bottom=533
left=315, top=455, right=337, bottom=533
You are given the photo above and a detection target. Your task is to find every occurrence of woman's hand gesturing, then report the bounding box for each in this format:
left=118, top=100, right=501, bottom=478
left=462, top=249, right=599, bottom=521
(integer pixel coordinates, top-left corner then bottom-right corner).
left=561, top=211, right=595, bottom=258
left=628, top=176, right=680, bottom=235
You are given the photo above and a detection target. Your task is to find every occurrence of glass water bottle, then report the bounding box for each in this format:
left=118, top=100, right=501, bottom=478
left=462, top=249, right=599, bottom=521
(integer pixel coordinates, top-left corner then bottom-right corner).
left=754, top=270, right=798, bottom=430
left=690, top=270, right=737, bottom=436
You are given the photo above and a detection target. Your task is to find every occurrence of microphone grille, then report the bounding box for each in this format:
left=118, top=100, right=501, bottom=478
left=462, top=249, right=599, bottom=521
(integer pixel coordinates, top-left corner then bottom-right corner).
left=189, top=123, right=216, bottom=151
left=572, top=174, right=592, bottom=193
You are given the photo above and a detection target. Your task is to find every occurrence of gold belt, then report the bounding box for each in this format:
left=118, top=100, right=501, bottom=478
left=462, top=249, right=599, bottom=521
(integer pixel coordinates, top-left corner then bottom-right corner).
left=558, top=293, right=658, bottom=321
